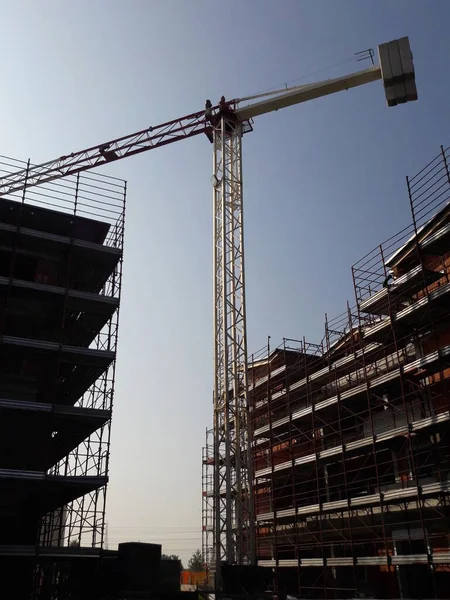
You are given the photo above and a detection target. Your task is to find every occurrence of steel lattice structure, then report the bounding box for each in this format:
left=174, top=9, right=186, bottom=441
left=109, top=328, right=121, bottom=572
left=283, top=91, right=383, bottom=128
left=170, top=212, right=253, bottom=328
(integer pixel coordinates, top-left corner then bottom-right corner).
left=212, top=116, right=255, bottom=569
left=248, top=147, right=450, bottom=599
left=0, top=155, right=126, bottom=551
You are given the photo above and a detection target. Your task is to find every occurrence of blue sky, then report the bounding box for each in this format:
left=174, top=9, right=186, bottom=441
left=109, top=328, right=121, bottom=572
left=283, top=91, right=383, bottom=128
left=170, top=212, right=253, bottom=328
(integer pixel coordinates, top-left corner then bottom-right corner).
left=1, top=0, right=449, bottom=562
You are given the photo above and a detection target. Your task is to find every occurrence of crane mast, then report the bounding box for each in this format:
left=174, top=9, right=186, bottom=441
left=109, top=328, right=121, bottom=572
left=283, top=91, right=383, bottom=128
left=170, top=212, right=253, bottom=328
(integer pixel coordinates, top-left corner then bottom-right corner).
left=0, top=36, right=417, bottom=589
left=213, top=114, right=254, bottom=567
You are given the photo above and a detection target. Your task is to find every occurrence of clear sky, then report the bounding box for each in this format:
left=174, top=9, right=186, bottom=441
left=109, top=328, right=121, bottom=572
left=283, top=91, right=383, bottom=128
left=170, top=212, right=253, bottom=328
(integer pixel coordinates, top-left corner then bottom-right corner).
left=1, top=0, right=449, bottom=564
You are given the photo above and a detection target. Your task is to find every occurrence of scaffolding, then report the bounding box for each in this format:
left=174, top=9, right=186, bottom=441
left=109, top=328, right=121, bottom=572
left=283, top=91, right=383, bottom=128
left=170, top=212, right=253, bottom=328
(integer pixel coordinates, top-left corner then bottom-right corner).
left=249, top=146, right=450, bottom=599
left=202, top=428, right=215, bottom=576
left=0, top=154, right=125, bottom=596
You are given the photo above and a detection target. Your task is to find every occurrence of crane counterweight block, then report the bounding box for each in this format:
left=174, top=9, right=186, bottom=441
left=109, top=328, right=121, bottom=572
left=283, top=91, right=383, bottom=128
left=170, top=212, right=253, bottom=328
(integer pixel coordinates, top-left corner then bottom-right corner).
left=378, top=36, right=418, bottom=106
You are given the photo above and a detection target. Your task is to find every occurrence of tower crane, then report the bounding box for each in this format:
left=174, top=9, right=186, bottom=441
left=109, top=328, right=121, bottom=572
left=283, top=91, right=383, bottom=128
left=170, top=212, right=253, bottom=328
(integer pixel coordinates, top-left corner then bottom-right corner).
left=0, top=36, right=417, bottom=585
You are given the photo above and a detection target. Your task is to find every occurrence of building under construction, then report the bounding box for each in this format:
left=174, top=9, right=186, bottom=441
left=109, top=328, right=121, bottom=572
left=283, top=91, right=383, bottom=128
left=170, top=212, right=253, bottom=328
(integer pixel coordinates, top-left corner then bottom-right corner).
left=0, top=155, right=125, bottom=598
left=203, top=146, right=450, bottom=598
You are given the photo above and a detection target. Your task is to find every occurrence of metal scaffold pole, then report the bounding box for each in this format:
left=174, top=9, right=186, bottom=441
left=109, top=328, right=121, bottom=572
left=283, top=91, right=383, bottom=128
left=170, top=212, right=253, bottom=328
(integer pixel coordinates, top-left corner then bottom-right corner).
left=212, top=114, right=255, bottom=585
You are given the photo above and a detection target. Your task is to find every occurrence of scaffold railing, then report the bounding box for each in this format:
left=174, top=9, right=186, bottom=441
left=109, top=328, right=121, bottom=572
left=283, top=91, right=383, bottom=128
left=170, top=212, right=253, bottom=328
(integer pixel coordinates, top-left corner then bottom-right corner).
left=0, top=155, right=127, bottom=550
left=247, top=146, right=450, bottom=599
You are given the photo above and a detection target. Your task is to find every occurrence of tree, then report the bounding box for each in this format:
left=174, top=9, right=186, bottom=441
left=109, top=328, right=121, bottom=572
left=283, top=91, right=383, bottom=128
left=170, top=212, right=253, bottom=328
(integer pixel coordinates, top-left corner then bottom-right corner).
left=162, top=553, right=184, bottom=571
left=69, top=539, right=80, bottom=547
left=187, top=549, right=203, bottom=572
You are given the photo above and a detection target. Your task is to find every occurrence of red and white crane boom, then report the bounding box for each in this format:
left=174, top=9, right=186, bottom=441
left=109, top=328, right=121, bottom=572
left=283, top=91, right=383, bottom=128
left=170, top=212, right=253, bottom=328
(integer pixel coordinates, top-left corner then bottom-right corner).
left=0, top=39, right=415, bottom=198
left=0, top=36, right=417, bottom=586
